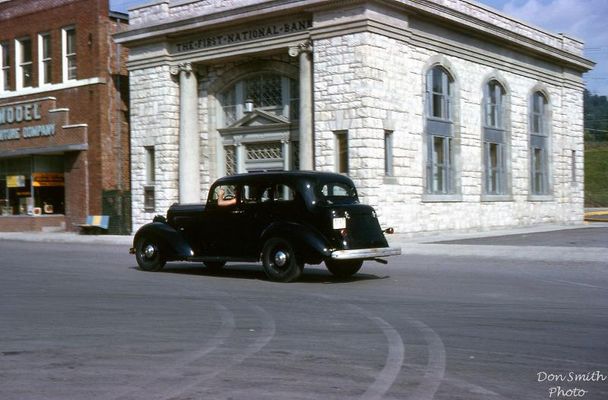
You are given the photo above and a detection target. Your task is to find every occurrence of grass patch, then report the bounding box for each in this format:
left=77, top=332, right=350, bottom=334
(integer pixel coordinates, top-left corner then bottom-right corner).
left=585, top=143, right=608, bottom=207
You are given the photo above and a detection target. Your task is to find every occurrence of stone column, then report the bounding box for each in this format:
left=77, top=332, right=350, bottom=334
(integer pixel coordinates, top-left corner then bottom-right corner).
left=171, top=63, right=200, bottom=203
left=290, top=40, right=313, bottom=171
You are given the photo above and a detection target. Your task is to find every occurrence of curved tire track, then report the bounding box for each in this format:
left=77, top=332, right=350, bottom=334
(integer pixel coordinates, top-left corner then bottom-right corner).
left=110, top=302, right=235, bottom=400
left=156, top=304, right=276, bottom=400
left=349, top=304, right=405, bottom=400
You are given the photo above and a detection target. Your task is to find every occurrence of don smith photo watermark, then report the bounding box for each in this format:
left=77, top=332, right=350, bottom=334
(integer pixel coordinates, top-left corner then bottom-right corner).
left=536, top=370, right=607, bottom=398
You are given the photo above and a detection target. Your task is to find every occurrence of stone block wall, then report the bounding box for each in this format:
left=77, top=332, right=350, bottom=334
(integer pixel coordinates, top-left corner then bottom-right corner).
left=130, top=65, right=180, bottom=227
left=125, top=0, right=588, bottom=234
left=313, top=28, right=585, bottom=234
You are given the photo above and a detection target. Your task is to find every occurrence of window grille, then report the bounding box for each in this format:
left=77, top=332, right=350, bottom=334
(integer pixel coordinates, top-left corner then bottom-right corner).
left=246, top=142, right=282, bottom=161
left=220, top=74, right=298, bottom=126
left=245, top=74, right=282, bottom=110
left=224, top=146, right=236, bottom=176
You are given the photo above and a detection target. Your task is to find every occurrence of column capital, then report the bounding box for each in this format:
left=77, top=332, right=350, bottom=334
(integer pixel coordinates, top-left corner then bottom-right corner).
left=170, top=62, right=193, bottom=76
left=289, top=40, right=313, bottom=57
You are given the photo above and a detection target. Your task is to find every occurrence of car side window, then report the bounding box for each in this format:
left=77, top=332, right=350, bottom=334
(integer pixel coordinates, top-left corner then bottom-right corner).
left=260, top=186, right=272, bottom=203
left=241, top=184, right=260, bottom=204
left=258, top=184, right=296, bottom=203
left=274, top=184, right=295, bottom=202
left=211, top=184, right=237, bottom=206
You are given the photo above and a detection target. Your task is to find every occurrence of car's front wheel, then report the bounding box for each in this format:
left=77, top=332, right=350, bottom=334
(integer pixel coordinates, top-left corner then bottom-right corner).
left=135, top=237, right=166, bottom=272
left=261, top=238, right=303, bottom=283
left=325, top=259, right=363, bottom=278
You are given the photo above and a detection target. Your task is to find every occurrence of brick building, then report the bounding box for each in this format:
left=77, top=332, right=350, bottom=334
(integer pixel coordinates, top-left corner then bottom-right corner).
left=117, top=0, right=594, bottom=234
left=0, top=0, right=130, bottom=233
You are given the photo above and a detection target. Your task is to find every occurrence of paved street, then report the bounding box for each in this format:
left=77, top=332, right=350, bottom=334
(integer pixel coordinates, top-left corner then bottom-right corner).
left=0, top=225, right=607, bottom=400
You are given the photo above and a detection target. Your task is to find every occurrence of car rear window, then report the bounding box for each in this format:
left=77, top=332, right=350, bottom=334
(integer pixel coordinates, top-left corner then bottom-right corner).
left=317, top=182, right=358, bottom=204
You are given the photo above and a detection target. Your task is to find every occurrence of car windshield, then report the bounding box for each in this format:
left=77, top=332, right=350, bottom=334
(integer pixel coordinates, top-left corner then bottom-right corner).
left=316, top=181, right=358, bottom=205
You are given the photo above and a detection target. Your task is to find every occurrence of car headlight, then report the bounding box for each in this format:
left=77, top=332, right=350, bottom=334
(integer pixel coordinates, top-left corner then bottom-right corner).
left=333, top=217, right=346, bottom=230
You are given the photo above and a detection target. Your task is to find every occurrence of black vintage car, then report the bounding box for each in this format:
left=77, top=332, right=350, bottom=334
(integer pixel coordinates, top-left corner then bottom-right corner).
left=130, top=171, right=401, bottom=282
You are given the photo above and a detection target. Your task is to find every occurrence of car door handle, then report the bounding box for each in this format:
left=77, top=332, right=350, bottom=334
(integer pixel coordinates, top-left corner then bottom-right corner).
left=231, top=210, right=244, bottom=214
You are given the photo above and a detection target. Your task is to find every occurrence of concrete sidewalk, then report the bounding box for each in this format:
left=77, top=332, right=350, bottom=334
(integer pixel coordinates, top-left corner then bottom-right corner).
left=0, top=222, right=594, bottom=245
left=1, top=222, right=607, bottom=263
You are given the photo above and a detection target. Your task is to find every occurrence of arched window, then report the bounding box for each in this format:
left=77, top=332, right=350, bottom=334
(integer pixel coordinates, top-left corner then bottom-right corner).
left=425, top=66, right=455, bottom=195
left=483, top=80, right=508, bottom=196
left=427, top=66, right=452, bottom=120
left=220, top=73, right=298, bottom=127
left=530, top=91, right=550, bottom=195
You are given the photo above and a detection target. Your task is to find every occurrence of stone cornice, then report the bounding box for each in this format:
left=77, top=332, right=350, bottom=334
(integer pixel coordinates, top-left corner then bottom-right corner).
left=115, top=0, right=594, bottom=72
left=386, top=0, right=593, bottom=72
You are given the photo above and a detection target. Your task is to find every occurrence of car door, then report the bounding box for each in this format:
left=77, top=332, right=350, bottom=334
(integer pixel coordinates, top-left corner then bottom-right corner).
left=201, top=183, right=243, bottom=257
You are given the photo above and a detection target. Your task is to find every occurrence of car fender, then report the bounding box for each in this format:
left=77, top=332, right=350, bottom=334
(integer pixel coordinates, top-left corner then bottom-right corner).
left=260, top=222, right=331, bottom=264
left=133, top=222, right=193, bottom=260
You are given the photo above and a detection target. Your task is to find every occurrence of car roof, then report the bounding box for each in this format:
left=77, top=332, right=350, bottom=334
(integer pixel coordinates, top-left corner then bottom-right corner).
left=213, top=171, right=355, bottom=186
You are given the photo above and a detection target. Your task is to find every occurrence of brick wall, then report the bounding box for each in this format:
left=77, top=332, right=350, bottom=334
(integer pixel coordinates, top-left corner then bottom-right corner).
left=0, top=0, right=130, bottom=231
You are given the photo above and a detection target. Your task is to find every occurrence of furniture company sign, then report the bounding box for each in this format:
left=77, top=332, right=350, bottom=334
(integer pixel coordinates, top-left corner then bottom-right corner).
left=0, top=102, right=55, bottom=142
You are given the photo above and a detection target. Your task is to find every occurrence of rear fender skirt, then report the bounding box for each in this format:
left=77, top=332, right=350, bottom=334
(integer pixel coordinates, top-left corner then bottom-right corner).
left=133, top=222, right=193, bottom=260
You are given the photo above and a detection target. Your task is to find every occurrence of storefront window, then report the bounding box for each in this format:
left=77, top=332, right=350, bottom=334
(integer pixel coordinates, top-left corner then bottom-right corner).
left=0, top=155, right=64, bottom=216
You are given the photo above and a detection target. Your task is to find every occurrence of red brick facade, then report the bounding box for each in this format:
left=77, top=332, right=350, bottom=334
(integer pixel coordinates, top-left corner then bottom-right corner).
left=0, top=0, right=130, bottom=233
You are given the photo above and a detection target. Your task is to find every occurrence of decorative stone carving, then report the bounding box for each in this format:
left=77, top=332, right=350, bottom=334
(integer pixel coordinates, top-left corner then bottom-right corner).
left=288, top=40, right=313, bottom=57
left=169, top=62, right=193, bottom=77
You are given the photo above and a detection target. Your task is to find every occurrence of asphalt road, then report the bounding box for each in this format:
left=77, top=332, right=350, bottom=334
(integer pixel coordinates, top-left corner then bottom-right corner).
left=1, top=227, right=607, bottom=400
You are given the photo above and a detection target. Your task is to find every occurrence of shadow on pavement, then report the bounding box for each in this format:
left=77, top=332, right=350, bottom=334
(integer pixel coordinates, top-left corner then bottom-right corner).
left=133, top=262, right=388, bottom=284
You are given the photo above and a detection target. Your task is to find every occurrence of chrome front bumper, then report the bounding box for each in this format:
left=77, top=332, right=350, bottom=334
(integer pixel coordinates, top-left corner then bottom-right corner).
left=331, top=246, right=402, bottom=260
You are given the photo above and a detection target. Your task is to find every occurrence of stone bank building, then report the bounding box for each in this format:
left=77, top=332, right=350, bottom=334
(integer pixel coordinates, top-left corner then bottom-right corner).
left=117, top=0, right=594, bottom=234
left=0, top=0, right=130, bottom=233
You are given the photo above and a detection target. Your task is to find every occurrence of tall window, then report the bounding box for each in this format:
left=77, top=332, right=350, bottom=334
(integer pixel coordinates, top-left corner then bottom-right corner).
left=39, top=33, right=52, bottom=85
left=571, top=150, right=577, bottom=184
left=17, top=37, right=33, bottom=88
left=425, top=66, right=455, bottom=194
left=0, top=42, right=9, bottom=91
left=335, top=131, right=348, bottom=174
left=144, top=147, right=155, bottom=211
left=429, top=66, right=451, bottom=120
left=483, top=80, right=508, bottom=195
left=530, top=91, right=550, bottom=195
left=384, top=130, right=394, bottom=177
left=63, top=27, right=77, bottom=81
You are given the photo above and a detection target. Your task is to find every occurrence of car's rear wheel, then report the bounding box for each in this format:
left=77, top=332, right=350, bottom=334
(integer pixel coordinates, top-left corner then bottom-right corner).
left=261, top=238, right=303, bottom=283
left=135, top=237, right=166, bottom=272
left=325, top=259, right=363, bottom=278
